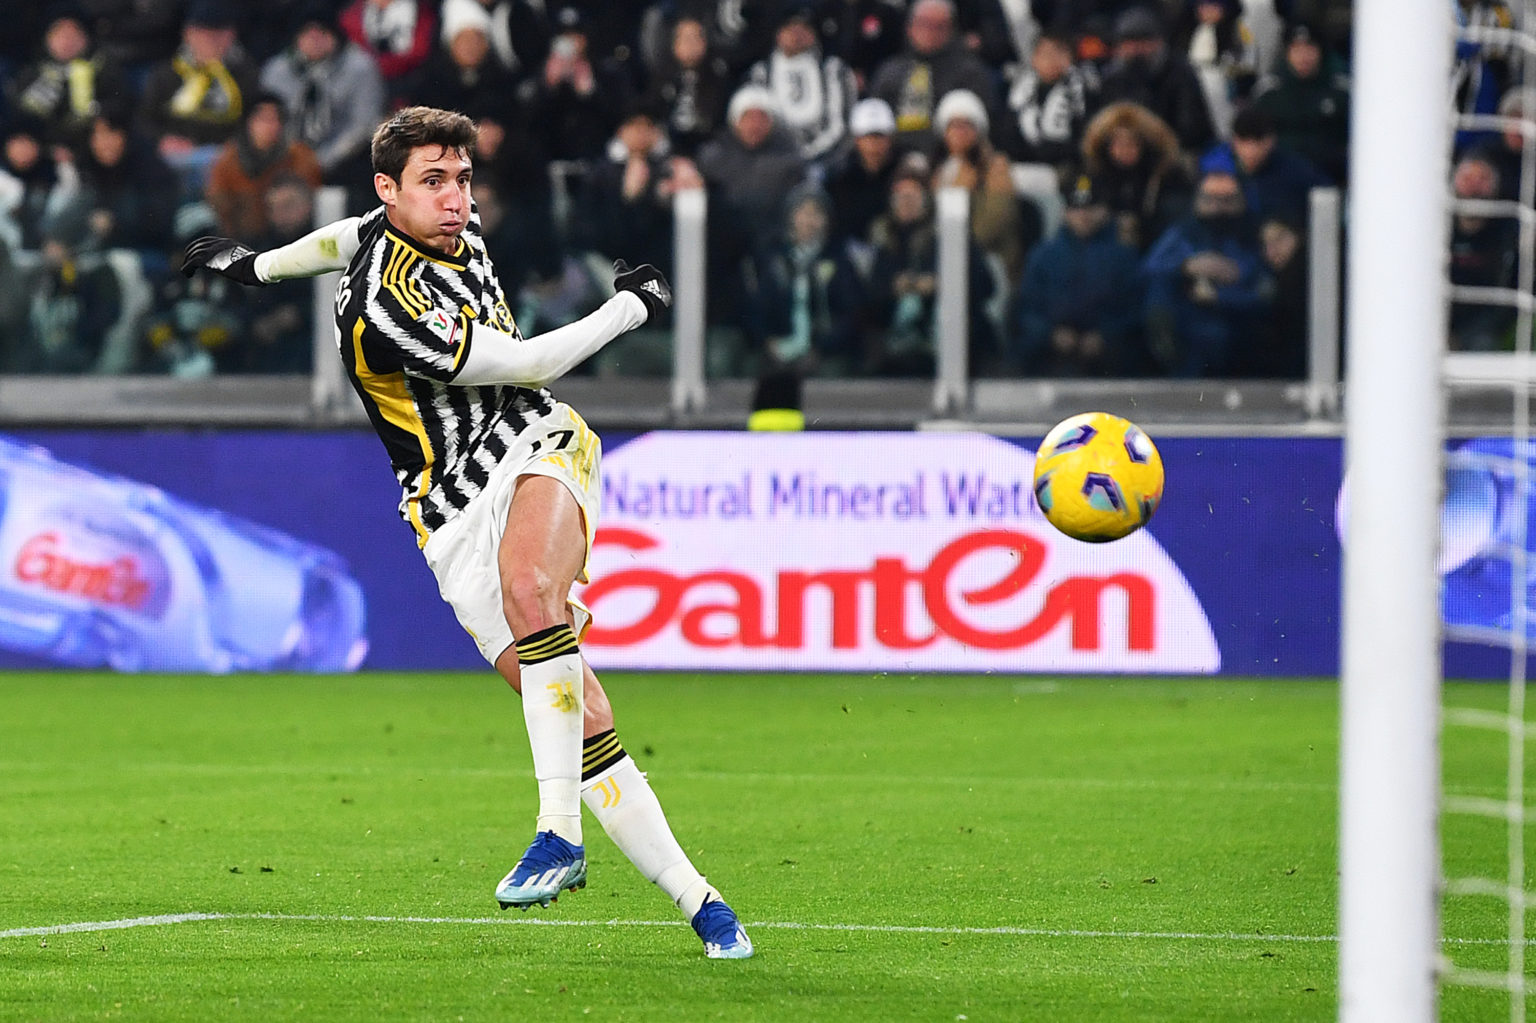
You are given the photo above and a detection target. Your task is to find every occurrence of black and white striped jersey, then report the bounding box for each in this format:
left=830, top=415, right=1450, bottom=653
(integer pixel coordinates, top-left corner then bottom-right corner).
left=335, top=203, right=556, bottom=547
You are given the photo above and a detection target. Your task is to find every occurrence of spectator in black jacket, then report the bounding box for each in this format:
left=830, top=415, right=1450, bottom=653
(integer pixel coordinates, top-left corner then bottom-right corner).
left=1198, top=105, right=1329, bottom=224
left=136, top=0, right=262, bottom=196
left=1251, top=21, right=1349, bottom=183
left=741, top=183, right=864, bottom=376
left=642, top=14, right=734, bottom=159
left=5, top=8, right=129, bottom=150
left=1449, top=153, right=1519, bottom=352
left=1470, top=84, right=1536, bottom=202
left=74, top=113, right=178, bottom=254
left=823, top=97, right=899, bottom=250
left=571, top=104, right=691, bottom=277
left=525, top=5, right=634, bottom=161
left=869, top=0, right=1000, bottom=155
left=1082, top=99, right=1193, bottom=252
left=1097, top=5, right=1215, bottom=155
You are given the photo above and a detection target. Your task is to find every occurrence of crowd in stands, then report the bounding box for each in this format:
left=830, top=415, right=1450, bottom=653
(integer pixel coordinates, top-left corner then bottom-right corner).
left=0, top=0, right=1512, bottom=380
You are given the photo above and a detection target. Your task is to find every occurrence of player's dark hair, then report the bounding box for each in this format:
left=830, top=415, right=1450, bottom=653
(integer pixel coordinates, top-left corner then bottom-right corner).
left=370, top=106, right=478, bottom=183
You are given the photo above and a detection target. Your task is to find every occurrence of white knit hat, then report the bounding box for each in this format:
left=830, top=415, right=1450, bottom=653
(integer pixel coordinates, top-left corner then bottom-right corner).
left=727, top=84, right=778, bottom=127
left=440, top=0, right=493, bottom=43
left=933, top=89, right=988, bottom=135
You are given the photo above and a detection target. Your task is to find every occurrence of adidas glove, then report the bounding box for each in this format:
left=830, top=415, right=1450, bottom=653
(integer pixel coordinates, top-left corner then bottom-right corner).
left=180, top=235, right=265, bottom=286
left=612, top=259, right=671, bottom=324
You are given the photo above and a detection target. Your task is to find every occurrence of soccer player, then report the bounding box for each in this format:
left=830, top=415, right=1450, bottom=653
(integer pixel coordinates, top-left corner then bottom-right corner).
left=180, top=105, right=752, bottom=959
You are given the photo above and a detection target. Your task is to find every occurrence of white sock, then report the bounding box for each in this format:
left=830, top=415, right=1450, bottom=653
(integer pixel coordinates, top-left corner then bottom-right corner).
left=514, top=625, right=584, bottom=845
left=582, top=746, right=720, bottom=920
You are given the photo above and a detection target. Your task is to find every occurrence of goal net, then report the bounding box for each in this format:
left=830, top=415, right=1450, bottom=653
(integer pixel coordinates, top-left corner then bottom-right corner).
left=1439, top=2, right=1536, bottom=1017
left=1342, top=1, right=1535, bottom=1020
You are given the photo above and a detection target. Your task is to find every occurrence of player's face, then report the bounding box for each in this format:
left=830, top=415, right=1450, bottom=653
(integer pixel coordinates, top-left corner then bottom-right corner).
left=377, top=145, right=473, bottom=254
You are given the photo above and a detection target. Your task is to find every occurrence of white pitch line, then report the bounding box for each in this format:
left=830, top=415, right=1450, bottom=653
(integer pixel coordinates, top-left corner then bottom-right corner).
left=2, top=912, right=1531, bottom=946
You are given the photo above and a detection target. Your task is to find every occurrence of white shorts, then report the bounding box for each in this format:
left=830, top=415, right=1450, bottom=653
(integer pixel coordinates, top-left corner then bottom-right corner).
left=421, top=402, right=601, bottom=666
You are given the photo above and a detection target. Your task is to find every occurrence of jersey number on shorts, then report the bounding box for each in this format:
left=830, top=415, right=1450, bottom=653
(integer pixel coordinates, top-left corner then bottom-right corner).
left=529, top=429, right=574, bottom=455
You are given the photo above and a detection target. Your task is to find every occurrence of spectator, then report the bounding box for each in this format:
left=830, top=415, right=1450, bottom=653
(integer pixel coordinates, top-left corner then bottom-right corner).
left=205, top=93, right=324, bottom=238
left=869, top=0, right=1000, bottom=155
left=957, top=0, right=1038, bottom=70
left=998, top=31, right=1099, bottom=176
left=236, top=0, right=349, bottom=64
left=1199, top=104, right=1328, bottom=223
left=234, top=174, right=318, bottom=372
left=820, top=0, right=907, bottom=86
left=406, top=3, right=521, bottom=122
left=571, top=103, right=691, bottom=277
left=669, top=0, right=780, bottom=76
left=143, top=206, right=247, bottom=376
left=741, top=183, right=864, bottom=376
left=824, top=97, right=900, bottom=250
left=1098, top=6, right=1216, bottom=155
left=745, top=6, right=858, bottom=169
left=1243, top=213, right=1307, bottom=376
left=641, top=14, right=733, bottom=159
left=438, top=0, right=552, bottom=75
left=931, top=88, right=1028, bottom=284
left=137, top=1, right=262, bottom=195
left=1082, top=100, right=1193, bottom=251
left=5, top=7, right=129, bottom=150
left=468, top=108, right=561, bottom=297
left=0, top=122, right=78, bottom=251
left=338, top=0, right=437, bottom=101
left=1251, top=21, right=1349, bottom=183
left=866, top=153, right=998, bottom=375
left=259, top=6, right=385, bottom=197
left=1014, top=173, right=1145, bottom=376
left=1283, top=0, right=1352, bottom=58
left=83, top=0, right=186, bottom=71
left=1174, top=0, right=1258, bottom=139
left=1471, top=84, right=1536, bottom=202
left=1453, top=0, right=1516, bottom=155
left=525, top=5, right=634, bottom=162
left=1142, top=167, right=1273, bottom=375
left=697, top=84, right=809, bottom=263
left=74, top=113, right=178, bottom=253
left=1449, top=153, right=1519, bottom=352
left=14, top=229, right=126, bottom=373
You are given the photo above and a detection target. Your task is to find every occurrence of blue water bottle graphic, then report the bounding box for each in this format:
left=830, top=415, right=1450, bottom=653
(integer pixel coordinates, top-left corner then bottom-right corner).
left=0, top=435, right=368, bottom=671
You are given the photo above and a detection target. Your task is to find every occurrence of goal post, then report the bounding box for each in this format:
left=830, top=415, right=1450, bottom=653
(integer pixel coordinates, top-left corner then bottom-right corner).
left=1338, top=0, right=1453, bottom=1020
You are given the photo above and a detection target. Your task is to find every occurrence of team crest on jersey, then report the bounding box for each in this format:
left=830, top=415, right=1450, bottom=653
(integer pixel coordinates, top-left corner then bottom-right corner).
left=419, top=309, right=458, bottom=345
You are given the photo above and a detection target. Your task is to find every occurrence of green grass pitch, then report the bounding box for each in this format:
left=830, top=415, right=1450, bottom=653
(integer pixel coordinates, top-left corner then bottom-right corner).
left=0, top=672, right=1527, bottom=1021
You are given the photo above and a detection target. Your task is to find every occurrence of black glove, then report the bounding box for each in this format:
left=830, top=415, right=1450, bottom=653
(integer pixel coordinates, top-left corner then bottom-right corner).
left=612, top=259, right=671, bottom=324
left=180, top=235, right=264, bottom=286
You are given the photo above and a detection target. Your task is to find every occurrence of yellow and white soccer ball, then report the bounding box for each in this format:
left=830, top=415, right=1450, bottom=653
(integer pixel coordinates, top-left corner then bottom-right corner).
left=1032, top=412, right=1164, bottom=543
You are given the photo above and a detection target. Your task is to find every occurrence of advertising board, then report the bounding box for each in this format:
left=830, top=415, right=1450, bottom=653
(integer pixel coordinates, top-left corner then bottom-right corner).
left=0, top=428, right=1519, bottom=677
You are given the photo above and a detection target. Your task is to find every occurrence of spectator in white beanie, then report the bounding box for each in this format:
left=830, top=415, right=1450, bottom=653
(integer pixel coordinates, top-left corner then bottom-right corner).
left=697, top=81, right=810, bottom=368
left=932, top=87, right=1027, bottom=282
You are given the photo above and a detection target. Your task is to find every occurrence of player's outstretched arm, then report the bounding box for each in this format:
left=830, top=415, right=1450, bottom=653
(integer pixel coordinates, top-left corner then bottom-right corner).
left=451, top=261, right=671, bottom=389
left=180, top=217, right=363, bottom=285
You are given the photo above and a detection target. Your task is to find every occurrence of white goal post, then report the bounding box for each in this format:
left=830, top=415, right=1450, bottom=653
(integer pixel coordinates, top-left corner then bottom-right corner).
left=1338, top=0, right=1452, bottom=1020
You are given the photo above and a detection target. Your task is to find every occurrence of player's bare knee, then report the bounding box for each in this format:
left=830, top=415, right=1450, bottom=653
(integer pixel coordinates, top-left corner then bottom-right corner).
left=501, top=564, right=568, bottom=637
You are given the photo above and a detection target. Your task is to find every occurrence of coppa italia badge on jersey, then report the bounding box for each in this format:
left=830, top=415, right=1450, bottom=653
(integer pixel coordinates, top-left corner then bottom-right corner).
left=578, top=432, right=1219, bottom=672
left=419, top=309, right=457, bottom=345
